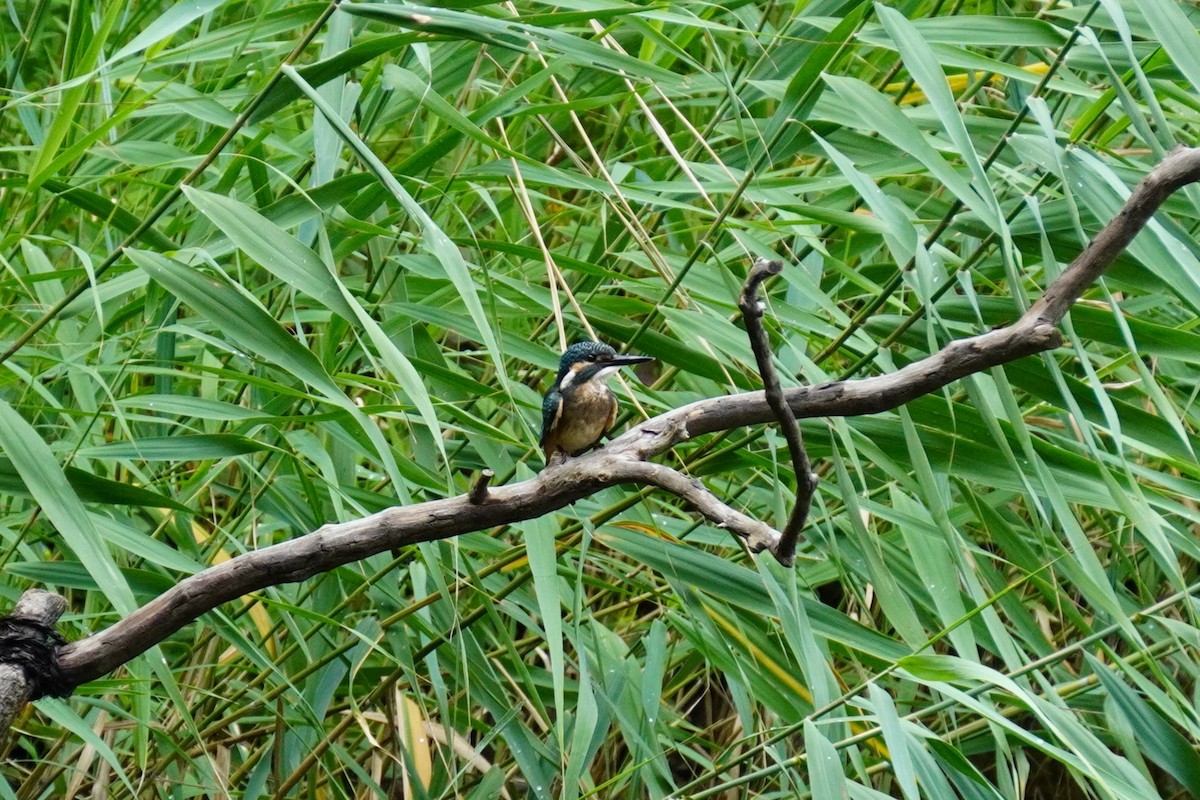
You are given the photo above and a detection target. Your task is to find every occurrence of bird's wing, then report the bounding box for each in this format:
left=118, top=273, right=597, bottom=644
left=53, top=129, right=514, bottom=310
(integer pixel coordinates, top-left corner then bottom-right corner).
left=539, top=390, right=563, bottom=450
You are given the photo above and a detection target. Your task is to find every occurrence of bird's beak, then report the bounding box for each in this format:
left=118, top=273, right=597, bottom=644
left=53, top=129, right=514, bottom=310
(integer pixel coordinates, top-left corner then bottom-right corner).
left=610, top=354, right=655, bottom=368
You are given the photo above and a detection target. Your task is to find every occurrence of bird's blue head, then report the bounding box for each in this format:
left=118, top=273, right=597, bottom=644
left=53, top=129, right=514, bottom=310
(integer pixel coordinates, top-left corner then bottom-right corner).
left=559, top=341, right=616, bottom=371
left=554, top=341, right=653, bottom=388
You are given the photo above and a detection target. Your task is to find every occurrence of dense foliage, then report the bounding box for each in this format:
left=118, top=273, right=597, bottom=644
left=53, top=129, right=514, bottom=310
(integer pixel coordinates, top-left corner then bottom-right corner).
left=3, top=0, right=1200, bottom=797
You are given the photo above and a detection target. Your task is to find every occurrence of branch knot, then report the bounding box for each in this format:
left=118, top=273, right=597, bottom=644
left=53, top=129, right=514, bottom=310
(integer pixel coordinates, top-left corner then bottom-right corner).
left=0, top=615, right=71, bottom=700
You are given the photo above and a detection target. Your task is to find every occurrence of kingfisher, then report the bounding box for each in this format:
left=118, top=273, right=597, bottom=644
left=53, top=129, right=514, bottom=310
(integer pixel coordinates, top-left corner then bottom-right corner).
left=540, top=341, right=654, bottom=462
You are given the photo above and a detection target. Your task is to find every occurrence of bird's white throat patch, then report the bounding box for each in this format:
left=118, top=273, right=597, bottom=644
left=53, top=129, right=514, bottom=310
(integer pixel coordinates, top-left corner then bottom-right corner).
left=559, top=363, right=622, bottom=390
left=593, top=365, right=622, bottom=381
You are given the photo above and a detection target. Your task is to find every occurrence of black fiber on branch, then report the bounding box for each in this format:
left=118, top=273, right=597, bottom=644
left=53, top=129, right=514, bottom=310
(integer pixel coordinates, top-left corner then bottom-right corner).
left=0, top=615, right=71, bottom=699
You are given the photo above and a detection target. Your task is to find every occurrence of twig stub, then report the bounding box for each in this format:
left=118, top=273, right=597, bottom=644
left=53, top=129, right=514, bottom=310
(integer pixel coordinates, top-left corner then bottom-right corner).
left=468, top=469, right=495, bottom=505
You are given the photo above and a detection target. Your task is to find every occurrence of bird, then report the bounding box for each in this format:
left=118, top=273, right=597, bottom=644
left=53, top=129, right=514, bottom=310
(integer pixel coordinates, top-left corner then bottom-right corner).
left=540, top=341, right=654, bottom=462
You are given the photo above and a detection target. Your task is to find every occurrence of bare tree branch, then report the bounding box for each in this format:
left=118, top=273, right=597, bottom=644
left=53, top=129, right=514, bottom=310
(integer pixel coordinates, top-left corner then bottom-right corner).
left=619, top=460, right=781, bottom=553
left=738, top=257, right=818, bottom=566
left=3, top=144, right=1198, bottom=720
left=57, top=419, right=781, bottom=686
left=1030, top=145, right=1200, bottom=324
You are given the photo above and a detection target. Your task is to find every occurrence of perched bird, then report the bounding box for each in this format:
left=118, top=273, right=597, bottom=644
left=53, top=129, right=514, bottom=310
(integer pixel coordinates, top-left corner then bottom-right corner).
left=540, top=341, right=654, bottom=461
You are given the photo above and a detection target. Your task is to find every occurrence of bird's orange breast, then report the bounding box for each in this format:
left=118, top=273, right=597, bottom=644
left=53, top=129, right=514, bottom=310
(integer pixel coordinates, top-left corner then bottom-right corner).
left=555, top=382, right=617, bottom=455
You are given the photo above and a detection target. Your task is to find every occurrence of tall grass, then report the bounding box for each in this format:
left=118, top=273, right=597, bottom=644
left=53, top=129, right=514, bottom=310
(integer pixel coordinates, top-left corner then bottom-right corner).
left=2, top=0, right=1200, bottom=797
